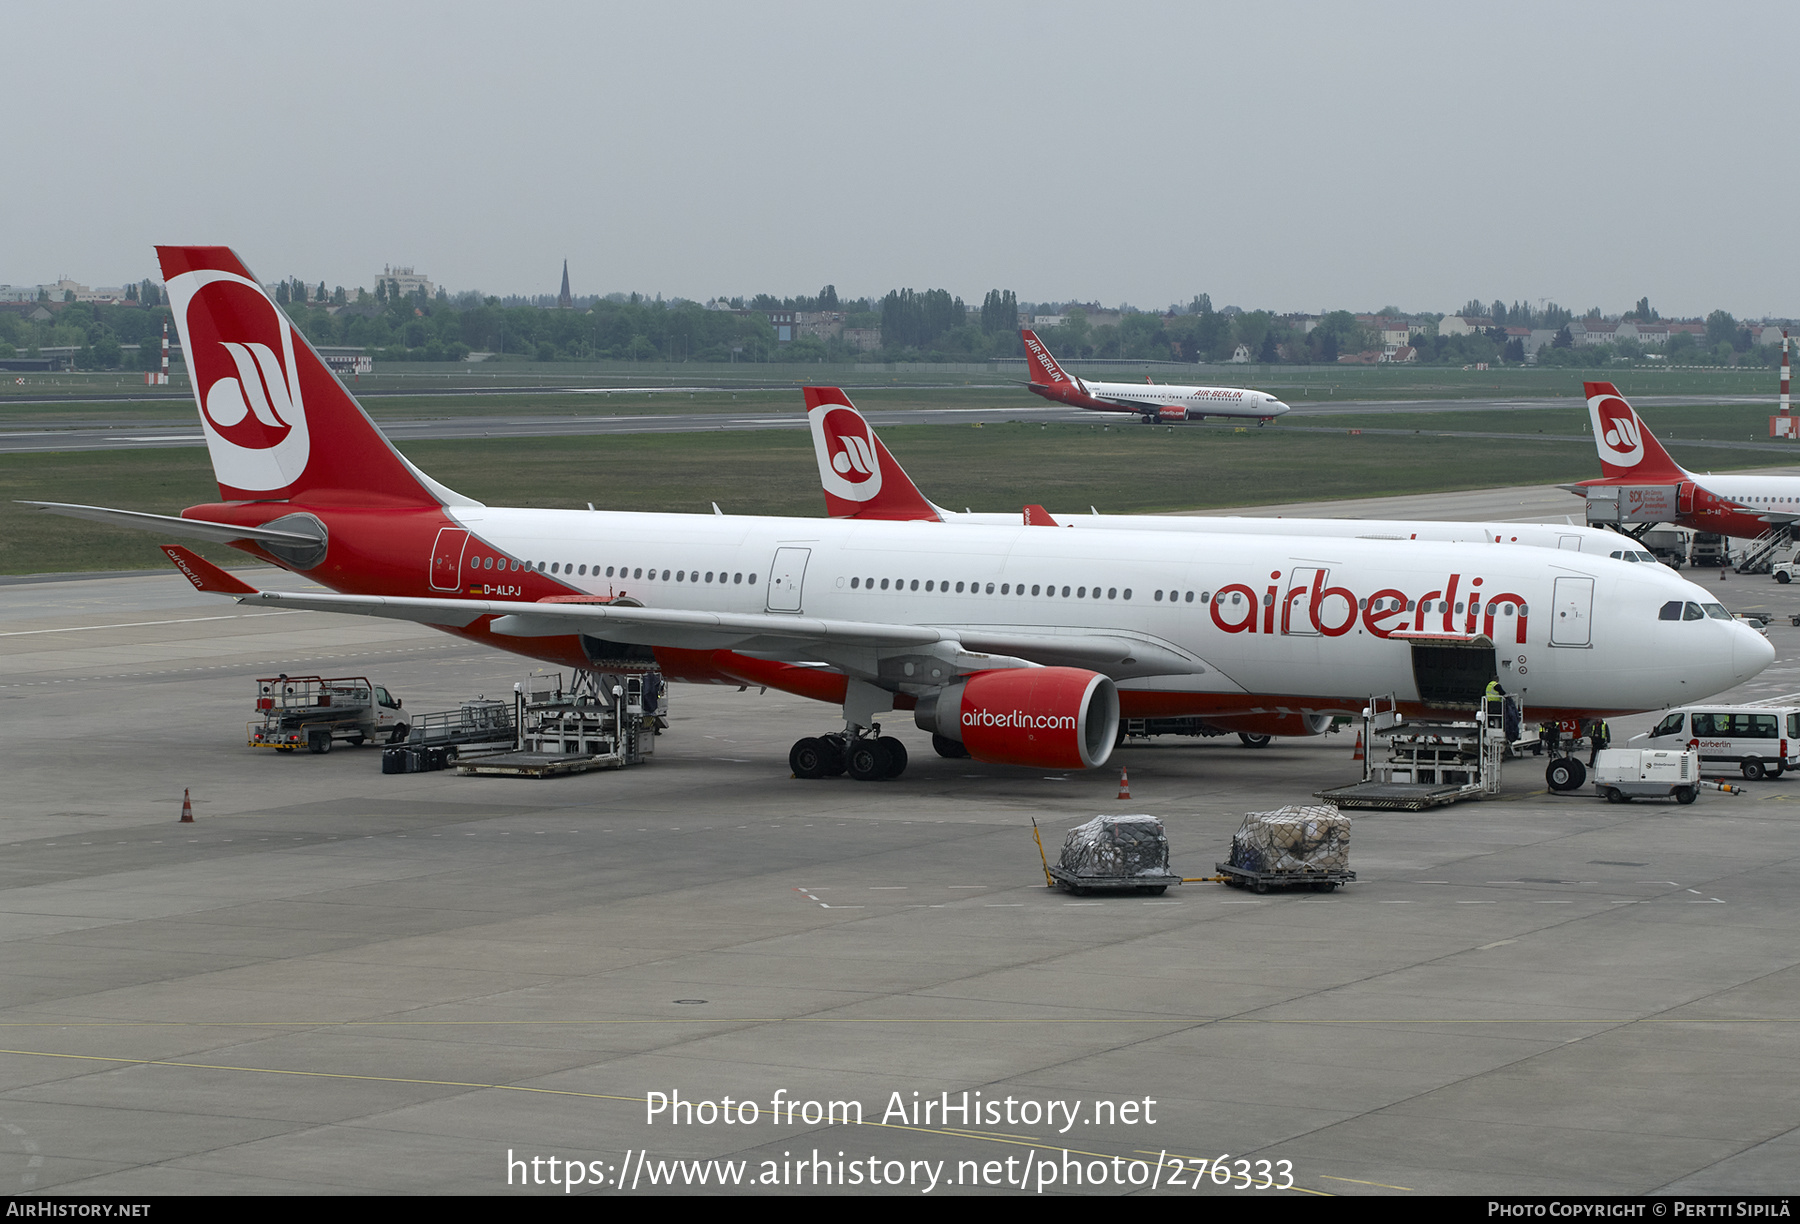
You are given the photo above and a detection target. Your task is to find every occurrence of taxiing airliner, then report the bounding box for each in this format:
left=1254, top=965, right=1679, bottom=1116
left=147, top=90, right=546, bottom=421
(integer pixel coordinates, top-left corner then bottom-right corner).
left=1021, top=329, right=1289, bottom=424
left=25, top=249, right=1771, bottom=783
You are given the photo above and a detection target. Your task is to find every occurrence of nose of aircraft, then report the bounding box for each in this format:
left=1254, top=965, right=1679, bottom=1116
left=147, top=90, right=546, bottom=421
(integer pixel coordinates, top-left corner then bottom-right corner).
left=1269, top=399, right=1291, bottom=416
left=1733, top=620, right=1776, bottom=681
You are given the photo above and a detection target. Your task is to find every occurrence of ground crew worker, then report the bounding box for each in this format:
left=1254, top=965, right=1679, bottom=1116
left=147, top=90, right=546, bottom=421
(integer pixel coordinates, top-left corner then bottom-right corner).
left=1540, top=720, right=1561, bottom=757
left=1588, top=718, right=1611, bottom=766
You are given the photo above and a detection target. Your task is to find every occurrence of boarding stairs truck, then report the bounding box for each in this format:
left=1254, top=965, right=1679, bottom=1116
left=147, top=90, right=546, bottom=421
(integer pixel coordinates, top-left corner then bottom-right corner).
left=1736, top=524, right=1794, bottom=576
left=249, top=674, right=406, bottom=754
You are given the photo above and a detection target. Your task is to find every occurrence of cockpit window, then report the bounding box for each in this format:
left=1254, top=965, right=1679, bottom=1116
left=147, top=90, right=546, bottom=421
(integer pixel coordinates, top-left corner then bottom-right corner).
left=1660, top=601, right=1683, bottom=620
left=1684, top=601, right=1705, bottom=621
left=1704, top=603, right=1731, bottom=620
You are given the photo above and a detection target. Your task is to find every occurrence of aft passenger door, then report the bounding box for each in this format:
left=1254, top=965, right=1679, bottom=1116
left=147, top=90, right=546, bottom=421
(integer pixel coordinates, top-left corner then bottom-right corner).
left=429, top=528, right=469, bottom=592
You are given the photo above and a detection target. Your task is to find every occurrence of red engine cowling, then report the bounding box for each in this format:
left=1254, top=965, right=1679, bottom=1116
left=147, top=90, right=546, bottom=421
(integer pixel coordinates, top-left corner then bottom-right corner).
left=914, top=667, right=1119, bottom=770
left=1203, top=711, right=1333, bottom=738
left=1158, top=405, right=1187, bottom=423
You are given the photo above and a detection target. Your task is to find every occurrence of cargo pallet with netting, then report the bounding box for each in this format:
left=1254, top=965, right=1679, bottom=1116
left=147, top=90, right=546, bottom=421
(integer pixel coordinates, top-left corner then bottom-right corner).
left=1217, top=805, right=1355, bottom=894
left=1046, top=814, right=1180, bottom=896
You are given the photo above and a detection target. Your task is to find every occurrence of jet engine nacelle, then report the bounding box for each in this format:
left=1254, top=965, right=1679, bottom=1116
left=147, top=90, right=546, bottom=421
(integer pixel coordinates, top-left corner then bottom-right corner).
left=914, top=667, right=1120, bottom=770
left=1203, top=711, right=1333, bottom=738
left=1158, top=405, right=1188, bottom=424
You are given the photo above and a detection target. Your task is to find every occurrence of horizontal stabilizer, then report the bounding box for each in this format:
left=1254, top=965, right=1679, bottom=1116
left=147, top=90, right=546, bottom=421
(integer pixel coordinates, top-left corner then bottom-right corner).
left=19, top=501, right=322, bottom=546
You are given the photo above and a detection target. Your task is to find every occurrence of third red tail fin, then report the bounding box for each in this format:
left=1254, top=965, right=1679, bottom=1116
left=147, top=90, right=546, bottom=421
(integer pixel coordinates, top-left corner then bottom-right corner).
left=1584, top=382, right=1687, bottom=481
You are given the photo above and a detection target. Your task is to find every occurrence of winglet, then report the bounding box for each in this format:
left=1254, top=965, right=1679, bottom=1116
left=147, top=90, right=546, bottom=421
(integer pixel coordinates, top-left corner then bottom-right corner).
left=162, top=545, right=260, bottom=595
left=1023, top=504, right=1060, bottom=527
left=804, top=387, right=941, bottom=521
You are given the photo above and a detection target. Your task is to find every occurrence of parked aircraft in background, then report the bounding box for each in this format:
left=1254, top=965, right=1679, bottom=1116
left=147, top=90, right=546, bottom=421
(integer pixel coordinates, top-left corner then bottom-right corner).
left=24, top=250, right=1771, bottom=786
left=1021, top=329, right=1289, bottom=424
left=1575, top=381, right=1800, bottom=542
left=808, top=390, right=1650, bottom=561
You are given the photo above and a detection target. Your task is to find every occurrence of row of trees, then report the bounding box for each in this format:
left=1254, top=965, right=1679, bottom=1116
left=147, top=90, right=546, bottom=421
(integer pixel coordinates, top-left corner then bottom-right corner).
left=4, top=282, right=1791, bottom=370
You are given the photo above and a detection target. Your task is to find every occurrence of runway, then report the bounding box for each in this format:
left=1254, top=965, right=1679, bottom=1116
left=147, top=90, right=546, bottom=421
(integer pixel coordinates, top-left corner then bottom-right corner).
left=2, top=490, right=1799, bottom=1195
left=4, top=391, right=1793, bottom=459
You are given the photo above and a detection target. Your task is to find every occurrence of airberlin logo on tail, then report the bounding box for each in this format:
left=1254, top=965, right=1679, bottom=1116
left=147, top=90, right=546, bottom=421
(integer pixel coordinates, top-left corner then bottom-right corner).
left=811, top=405, right=884, bottom=502
left=167, top=271, right=312, bottom=494
left=823, top=409, right=877, bottom=482
left=1590, top=393, right=1645, bottom=469
left=1024, top=334, right=1067, bottom=383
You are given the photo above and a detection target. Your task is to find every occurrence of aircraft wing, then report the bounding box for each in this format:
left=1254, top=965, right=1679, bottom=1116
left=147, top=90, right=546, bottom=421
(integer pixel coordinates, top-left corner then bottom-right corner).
left=164, top=550, right=1206, bottom=681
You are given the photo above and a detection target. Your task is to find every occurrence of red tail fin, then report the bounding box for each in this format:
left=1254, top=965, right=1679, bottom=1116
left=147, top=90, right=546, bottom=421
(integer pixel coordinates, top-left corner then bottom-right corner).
left=1584, top=382, right=1686, bottom=481
left=1020, top=329, right=1074, bottom=387
left=804, top=387, right=940, bottom=520
left=1023, top=504, right=1060, bottom=526
left=156, top=246, right=462, bottom=508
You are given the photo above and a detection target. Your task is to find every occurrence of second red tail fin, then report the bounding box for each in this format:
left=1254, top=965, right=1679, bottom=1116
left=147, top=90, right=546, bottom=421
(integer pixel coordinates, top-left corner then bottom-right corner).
left=804, top=387, right=940, bottom=520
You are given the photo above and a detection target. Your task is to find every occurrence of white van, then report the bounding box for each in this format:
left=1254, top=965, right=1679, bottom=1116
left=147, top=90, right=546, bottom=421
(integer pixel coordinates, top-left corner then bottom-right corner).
left=1630, top=706, right=1800, bottom=780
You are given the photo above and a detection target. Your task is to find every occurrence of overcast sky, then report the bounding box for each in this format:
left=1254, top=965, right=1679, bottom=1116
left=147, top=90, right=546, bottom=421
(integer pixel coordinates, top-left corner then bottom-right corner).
left=6, top=2, right=1793, bottom=318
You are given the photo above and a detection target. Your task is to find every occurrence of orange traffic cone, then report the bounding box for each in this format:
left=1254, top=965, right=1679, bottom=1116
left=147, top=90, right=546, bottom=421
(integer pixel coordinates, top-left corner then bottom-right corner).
left=1117, top=768, right=1131, bottom=800
left=179, top=788, right=193, bottom=824
left=1352, top=732, right=1365, bottom=761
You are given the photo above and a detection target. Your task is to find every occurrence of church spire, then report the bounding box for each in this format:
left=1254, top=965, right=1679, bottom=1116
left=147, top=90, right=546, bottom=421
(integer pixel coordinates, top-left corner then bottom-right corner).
left=558, top=259, right=572, bottom=309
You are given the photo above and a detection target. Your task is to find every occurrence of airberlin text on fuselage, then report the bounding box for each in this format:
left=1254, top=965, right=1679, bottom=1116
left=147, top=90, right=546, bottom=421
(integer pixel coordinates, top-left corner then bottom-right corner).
left=1209, top=570, right=1528, bottom=644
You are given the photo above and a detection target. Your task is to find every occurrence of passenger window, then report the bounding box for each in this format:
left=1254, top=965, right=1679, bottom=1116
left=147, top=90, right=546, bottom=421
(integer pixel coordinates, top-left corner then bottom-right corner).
left=1651, top=712, right=1684, bottom=737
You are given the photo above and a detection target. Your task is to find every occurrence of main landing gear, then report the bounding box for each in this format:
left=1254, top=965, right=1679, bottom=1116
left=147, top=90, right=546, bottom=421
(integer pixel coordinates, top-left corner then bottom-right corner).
left=790, top=726, right=909, bottom=781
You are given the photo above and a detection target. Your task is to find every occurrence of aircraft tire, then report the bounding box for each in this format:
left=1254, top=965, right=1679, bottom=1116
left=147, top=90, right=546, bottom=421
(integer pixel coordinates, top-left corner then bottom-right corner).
left=932, top=734, right=969, bottom=759
left=1238, top=733, right=1272, bottom=749
left=847, top=738, right=892, bottom=782
left=1546, top=758, right=1584, bottom=791
left=878, top=736, right=908, bottom=778
left=789, top=737, right=828, bottom=780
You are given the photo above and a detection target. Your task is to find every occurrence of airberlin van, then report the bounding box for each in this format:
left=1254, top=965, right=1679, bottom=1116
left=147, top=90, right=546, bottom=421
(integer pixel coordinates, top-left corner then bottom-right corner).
left=1630, top=705, right=1800, bottom=780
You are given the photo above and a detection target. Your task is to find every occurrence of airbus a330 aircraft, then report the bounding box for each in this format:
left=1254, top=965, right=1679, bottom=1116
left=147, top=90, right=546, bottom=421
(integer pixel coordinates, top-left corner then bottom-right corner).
left=1021, top=329, right=1289, bottom=424
left=1576, top=382, right=1800, bottom=540
left=27, top=249, right=1771, bottom=786
left=810, top=391, right=1640, bottom=560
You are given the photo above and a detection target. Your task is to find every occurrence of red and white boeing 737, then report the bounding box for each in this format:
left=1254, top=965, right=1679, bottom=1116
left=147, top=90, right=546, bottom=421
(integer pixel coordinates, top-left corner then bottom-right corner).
left=1576, top=382, right=1800, bottom=540
left=25, top=249, right=1772, bottom=785
left=1021, top=329, right=1289, bottom=425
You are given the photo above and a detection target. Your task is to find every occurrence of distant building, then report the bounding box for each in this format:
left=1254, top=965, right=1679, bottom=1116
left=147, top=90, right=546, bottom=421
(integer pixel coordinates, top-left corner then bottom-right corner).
left=379, top=264, right=434, bottom=300
left=557, top=261, right=572, bottom=310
